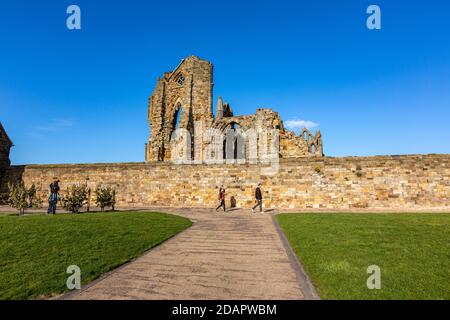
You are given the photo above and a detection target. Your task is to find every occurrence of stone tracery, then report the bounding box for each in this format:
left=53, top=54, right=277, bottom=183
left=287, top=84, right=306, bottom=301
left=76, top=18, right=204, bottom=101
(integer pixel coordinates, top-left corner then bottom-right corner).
left=145, top=56, right=323, bottom=162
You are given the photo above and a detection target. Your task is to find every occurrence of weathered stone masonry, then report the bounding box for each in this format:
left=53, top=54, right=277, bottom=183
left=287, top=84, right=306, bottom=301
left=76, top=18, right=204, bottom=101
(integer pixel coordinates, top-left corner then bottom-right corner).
left=0, top=123, right=13, bottom=193
left=2, top=154, right=449, bottom=210
left=145, top=56, right=323, bottom=163
left=1, top=57, right=449, bottom=211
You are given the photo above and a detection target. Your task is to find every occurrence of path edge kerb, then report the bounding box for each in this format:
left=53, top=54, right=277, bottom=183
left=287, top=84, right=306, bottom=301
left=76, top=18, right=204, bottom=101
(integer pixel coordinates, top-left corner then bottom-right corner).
left=271, top=213, right=321, bottom=300
left=57, top=213, right=195, bottom=300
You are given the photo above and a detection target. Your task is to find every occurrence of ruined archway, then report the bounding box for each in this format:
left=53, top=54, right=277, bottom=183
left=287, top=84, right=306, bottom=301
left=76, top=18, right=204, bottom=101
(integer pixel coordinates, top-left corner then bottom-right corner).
left=171, top=101, right=182, bottom=133
left=222, top=122, right=245, bottom=162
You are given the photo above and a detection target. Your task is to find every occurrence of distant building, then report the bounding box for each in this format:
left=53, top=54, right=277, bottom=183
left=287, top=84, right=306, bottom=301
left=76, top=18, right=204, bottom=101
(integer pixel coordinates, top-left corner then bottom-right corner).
left=0, top=122, right=13, bottom=169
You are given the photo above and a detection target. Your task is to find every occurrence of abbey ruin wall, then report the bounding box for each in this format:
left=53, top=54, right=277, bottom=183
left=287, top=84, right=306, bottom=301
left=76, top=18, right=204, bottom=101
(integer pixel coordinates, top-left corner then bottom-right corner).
left=2, top=154, right=449, bottom=210
left=145, top=56, right=324, bottom=163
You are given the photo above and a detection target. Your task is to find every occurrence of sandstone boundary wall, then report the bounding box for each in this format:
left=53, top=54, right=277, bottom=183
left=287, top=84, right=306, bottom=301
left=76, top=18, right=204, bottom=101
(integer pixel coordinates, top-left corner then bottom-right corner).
left=1, top=154, right=449, bottom=210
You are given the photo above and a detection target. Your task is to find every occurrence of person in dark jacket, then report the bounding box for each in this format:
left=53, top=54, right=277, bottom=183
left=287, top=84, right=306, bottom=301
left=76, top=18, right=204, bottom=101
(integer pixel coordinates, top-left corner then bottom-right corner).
left=215, top=185, right=226, bottom=212
left=252, top=183, right=263, bottom=213
left=47, top=179, right=60, bottom=215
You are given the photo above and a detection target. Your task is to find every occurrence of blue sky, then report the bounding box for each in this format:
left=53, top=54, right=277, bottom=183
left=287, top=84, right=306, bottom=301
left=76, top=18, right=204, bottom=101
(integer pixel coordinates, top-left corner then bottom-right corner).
left=0, top=0, right=449, bottom=164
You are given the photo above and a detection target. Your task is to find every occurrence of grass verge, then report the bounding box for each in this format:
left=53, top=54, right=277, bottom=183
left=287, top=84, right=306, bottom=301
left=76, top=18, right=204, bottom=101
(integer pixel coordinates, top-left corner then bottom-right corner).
left=276, top=213, right=450, bottom=300
left=0, top=211, right=192, bottom=299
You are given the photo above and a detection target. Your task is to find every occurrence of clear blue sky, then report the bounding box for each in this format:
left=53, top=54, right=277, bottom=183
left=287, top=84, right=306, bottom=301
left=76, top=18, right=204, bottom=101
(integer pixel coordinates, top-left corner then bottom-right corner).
left=1, top=0, right=449, bottom=164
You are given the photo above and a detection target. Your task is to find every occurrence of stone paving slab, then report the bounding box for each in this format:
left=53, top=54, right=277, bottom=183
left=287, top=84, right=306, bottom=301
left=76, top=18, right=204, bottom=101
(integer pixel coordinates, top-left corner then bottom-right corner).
left=63, top=208, right=318, bottom=300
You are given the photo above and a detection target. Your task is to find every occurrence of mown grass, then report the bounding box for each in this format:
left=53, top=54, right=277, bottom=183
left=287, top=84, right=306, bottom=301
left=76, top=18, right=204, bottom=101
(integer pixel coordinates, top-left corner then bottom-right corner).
left=0, top=211, right=192, bottom=299
left=276, top=213, right=450, bottom=300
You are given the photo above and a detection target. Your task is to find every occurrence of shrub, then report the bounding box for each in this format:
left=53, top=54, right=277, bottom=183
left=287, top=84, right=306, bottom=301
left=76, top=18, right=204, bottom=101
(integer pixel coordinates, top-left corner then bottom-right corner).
left=314, top=166, right=321, bottom=173
left=356, top=171, right=363, bottom=178
left=95, top=186, right=116, bottom=211
left=7, top=182, right=42, bottom=215
left=28, top=184, right=36, bottom=197
left=0, top=193, right=9, bottom=205
left=8, top=182, right=28, bottom=216
left=61, top=184, right=88, bottom=213
left=27, top=184, right=43, bottom=208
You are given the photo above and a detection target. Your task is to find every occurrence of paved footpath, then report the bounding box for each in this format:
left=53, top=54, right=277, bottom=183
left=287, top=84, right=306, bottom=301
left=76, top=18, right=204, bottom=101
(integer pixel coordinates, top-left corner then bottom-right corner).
left=64, top=208, right=318, bottom=300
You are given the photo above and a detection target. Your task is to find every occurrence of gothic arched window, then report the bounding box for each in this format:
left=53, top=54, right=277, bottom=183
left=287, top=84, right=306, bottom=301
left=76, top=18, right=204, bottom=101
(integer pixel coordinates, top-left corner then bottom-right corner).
left=223, top=122, right=244, bottom=160
left=174, top=73, right=185, bottom=85
left=173, top=104, right=182, bottom=130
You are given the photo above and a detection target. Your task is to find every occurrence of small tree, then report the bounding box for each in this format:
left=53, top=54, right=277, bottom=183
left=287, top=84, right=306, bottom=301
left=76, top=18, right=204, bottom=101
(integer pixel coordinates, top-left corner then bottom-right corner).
left=0, top=193, right=7, bottom=205
left=7, top=182, right=42, bottom=215
left=28, top=184, right=36, bottom=208
left=31, top=187, right=43, bottom=209
left=8, top=182, right=28, bottom=216
left=95, top=186, right=116, bottom=211
left=61, top=184, right=88, bottom=213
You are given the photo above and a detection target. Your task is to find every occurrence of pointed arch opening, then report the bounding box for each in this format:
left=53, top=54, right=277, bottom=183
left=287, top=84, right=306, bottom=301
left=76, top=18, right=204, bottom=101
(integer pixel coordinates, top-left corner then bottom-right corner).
left=172, top=103, right=182, bottom=131
left=223, top=122, right=245, bottom=161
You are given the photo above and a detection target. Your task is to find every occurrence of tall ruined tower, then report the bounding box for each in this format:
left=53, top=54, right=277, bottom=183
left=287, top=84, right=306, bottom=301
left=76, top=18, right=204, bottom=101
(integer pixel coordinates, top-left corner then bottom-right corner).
left=146, top=56, right=323, bottom=162
left=145, top=56, right=214, bottom=161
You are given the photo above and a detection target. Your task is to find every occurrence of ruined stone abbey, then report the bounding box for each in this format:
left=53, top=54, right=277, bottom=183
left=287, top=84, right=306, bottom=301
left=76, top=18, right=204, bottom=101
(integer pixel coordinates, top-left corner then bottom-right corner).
left=145, top=56, right=323, bottom=162
left=0, top=57, right=449, bottom=211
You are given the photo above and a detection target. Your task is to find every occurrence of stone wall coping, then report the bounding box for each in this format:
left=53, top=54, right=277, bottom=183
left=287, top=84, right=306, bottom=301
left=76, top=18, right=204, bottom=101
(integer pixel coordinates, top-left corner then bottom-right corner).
left=9, top=154, right=450, bottom=170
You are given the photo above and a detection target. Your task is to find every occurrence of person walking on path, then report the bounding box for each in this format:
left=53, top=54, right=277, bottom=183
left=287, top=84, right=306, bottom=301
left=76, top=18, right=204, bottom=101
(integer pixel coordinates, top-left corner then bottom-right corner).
left=215, top=185, right=226, bottom=212
left=47, top=179, right=60, bottom=215
left=252, top=183, right=263, bottom=213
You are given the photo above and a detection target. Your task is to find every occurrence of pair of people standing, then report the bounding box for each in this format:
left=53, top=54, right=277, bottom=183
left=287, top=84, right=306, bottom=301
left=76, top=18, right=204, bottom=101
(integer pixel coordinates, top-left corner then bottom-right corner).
left=47, top=179, right=60, bottom=215
left=215, top=184, right=264, bottom=213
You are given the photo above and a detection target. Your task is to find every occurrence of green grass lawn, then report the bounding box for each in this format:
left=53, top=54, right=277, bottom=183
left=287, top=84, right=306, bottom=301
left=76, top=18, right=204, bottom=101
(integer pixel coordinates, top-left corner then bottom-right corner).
left=0, top=211, right=192, bottom=299
left=276, top=213, right=450, bottom=300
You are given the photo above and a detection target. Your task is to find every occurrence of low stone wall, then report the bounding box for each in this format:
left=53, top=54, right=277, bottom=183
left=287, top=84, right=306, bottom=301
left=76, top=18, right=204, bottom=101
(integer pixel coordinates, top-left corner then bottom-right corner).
left=1, top=154, right=449, bottom=210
